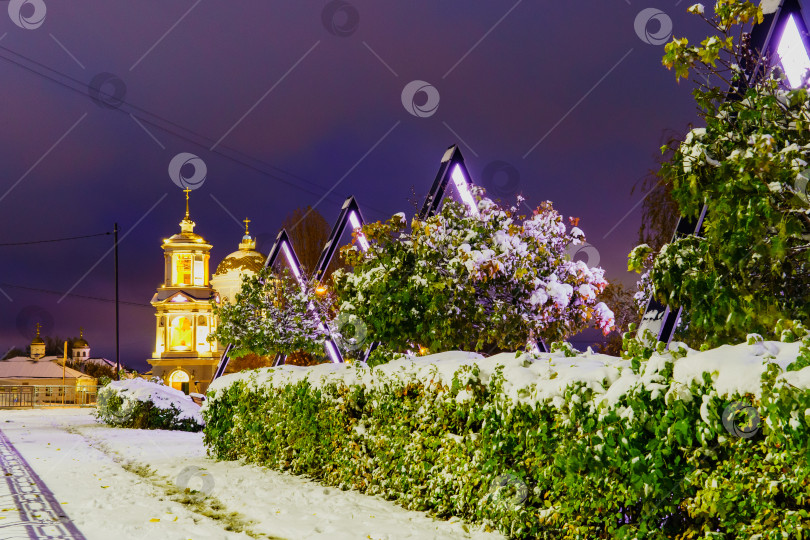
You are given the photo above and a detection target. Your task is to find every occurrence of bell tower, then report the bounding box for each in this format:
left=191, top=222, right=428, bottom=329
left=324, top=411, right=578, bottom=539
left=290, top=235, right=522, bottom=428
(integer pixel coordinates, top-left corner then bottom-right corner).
left=147, top=190, right=219, bottom=394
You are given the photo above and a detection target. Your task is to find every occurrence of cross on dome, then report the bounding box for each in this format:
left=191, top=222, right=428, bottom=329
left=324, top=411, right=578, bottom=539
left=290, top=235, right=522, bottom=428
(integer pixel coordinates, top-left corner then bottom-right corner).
left=184, top=188, right=192, bottom=219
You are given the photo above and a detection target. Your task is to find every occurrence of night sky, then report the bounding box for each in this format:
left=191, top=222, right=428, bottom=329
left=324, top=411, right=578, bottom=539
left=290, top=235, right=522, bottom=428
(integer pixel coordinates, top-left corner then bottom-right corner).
left=0, top=1, right=774, bottom=370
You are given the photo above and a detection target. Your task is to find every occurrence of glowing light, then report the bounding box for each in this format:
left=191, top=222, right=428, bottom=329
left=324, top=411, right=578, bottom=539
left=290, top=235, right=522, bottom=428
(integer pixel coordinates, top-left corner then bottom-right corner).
left=348, top=210, right=370, bottom=251
left=777, top=15, right=810, bottom=88
left=170, top=294, right=188, bottom=302
left=418, top=345, right=429, bottom=355
left=324, top=337, right=342, bottom=364
left=451, top=164, right=479, bottom=216
left=315, top=285, right=328, bottom=295
left=281, top=241, right=303, bottom=283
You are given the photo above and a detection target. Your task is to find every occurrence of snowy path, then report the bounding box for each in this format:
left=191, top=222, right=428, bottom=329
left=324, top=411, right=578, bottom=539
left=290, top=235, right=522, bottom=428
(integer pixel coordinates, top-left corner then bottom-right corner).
left=0, top=409, right=504, bottom=540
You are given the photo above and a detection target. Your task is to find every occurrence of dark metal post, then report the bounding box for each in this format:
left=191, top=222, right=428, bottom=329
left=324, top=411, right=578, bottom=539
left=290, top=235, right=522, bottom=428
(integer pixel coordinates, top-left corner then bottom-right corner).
left=114, top=223, right=120, bottom=380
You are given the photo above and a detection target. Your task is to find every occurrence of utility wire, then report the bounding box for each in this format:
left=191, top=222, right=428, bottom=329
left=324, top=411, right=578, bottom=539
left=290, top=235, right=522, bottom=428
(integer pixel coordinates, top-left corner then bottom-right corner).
left=0, top=44, right=392, bottom=222
left=0, top=282, right=151, bottom=308
left=0, top=231, right=111, bottom=246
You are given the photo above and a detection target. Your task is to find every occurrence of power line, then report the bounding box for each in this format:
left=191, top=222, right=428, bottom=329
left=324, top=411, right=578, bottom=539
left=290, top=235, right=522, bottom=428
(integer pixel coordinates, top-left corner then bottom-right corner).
left=0, top=44, right=392, bottom=222
left=0, top=283, right=151, bottom=308
left=0, top=231, right=111, bottom=246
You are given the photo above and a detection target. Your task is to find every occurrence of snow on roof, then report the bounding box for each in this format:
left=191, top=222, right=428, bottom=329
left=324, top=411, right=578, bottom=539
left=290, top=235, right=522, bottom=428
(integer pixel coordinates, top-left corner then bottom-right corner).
left=207, top=340, right=807, bottom=417
left=0, top=356, right=93, bottom=380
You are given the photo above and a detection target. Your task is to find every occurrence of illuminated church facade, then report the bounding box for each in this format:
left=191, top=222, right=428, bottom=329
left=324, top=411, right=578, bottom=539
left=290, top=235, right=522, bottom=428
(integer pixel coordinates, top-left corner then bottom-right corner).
left=147, top=191, right=265, bottom=394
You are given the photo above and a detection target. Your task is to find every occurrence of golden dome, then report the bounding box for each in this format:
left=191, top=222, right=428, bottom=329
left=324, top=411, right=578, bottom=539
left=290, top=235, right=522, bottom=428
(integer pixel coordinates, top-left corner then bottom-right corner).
left=73, top=329, right=89, bottom=348
left=30, top=322, right=45, bottom=345
left=214, top=249, right=266, bottom=276
left=162, top=189, right=211, bottom=248
left=213, top=218, right=266, bottom=276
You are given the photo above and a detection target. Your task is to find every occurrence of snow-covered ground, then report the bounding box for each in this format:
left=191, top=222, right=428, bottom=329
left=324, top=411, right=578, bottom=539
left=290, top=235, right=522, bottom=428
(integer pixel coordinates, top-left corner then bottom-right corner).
left=0, top=409, right=503, bottom=540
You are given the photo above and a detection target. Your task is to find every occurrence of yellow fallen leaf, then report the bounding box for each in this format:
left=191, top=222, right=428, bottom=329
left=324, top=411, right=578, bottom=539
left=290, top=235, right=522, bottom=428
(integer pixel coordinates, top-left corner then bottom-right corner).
left=101, top=486, right=109, bottom=489
left=150, top=518, right=160, bottom=522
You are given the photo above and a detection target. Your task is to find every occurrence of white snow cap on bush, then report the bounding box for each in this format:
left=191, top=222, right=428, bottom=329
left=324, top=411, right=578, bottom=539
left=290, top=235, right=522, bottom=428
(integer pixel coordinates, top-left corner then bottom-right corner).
left=207, top=341, right=809, bottom=429
left=102, top=379, right=204, bottom=424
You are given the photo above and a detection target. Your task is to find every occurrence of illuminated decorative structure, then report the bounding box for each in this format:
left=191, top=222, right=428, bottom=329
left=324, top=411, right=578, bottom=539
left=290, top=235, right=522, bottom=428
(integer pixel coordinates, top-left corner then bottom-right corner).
left=213, top=198, right=370, bottom=379
left=147, top=190, right=219, bottom=394
left=419, top=145, right=478, bottom=219
left=637, top=0, right=810, bottom=344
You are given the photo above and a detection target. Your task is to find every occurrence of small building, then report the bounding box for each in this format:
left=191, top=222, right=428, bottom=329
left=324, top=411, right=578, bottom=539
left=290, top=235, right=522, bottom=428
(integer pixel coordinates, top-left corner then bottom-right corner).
left=68, top=329, right=117, bottom=374
left=0, top=331, right=97, bottom=391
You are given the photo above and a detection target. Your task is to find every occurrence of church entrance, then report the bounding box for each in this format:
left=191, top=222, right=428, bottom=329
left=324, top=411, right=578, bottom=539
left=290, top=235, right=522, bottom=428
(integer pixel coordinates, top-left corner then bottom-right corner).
left=168, top=369, right=190, bottom=394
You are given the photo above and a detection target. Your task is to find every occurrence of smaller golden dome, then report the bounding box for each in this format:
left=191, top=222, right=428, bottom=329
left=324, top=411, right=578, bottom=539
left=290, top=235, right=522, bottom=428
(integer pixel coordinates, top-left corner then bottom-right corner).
left=31, top=322, right=45, bottom=345
left=73, top=328, right=89, bottom=348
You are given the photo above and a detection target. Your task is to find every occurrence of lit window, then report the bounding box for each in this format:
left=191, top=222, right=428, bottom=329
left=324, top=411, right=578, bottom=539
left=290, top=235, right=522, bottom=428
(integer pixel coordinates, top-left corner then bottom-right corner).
left=169, top=316, right=193, bottom=351
left=168, top=370, right=190, bottom=392
left=174, top=255, right=193, bottom=286
left=194, top=257, right=205, bottom=286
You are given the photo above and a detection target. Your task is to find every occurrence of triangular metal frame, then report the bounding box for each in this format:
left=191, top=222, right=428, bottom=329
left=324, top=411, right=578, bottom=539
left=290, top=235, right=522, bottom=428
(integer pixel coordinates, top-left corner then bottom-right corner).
left=420, top=144, right=548, bottom=353
left=637, top=0, right=809, bottom=345
left=314, top=196, right=369, bottom=281
left=419, top=144, right=479, bottom=220
left=213, top=229, right=344, bottom=379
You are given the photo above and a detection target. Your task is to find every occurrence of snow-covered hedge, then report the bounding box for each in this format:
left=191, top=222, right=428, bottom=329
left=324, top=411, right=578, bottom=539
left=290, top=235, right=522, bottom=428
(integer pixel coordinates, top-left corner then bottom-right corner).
left=203, top=336, right=810, bottom=539
left=96, top=379, right=204, bottom=432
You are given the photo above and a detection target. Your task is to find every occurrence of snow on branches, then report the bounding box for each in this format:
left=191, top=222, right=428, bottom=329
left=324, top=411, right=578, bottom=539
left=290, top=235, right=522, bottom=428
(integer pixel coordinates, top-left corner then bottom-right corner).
left=334, top=191, right=615, bottom=353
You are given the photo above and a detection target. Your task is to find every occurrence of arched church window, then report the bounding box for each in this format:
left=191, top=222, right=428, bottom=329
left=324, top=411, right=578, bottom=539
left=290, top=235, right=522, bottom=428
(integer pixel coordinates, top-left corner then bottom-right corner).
left=168, top=369, right=190, bottom=392
left=169, top=316, right=193, bottom=351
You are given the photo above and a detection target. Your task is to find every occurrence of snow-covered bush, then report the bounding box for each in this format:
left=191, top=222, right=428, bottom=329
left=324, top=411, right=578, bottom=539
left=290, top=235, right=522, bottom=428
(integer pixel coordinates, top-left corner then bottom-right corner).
left=334, top=193, right=614, bottom=354
left=203, top=329, right=810, bottom=538
left=95, top=379, right=203, bottom=432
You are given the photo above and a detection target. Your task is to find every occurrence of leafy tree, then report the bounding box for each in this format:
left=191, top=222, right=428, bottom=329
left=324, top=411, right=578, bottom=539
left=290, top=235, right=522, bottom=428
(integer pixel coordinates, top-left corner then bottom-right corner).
left=211, top=268, right=335, bottom=360
left=334, top=192, right=615, bottom=353
left=631, top=1, right=810, bottom=346
left=224, top=352, right=276, bottom=373
left=282, top=206, right=343, bottom=278
left=2, top=347, right=26, bottom=360
left=596, top=279, right=641, bottom=355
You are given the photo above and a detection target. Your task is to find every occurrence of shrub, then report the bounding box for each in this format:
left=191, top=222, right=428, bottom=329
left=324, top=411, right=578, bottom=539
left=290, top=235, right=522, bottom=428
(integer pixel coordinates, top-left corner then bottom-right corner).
left=96, top=379, right=203, bottom=432
left=203, top=331, right=810, bottom=538
left=334, top=193, right=614, bottom=354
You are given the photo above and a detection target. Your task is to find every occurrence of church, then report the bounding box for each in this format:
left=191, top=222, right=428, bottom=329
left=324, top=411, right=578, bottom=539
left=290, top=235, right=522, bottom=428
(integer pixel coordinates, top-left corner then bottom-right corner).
left=0, top=324, right=97, bottom=391
left=147, top=190, right=266, bottom=394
